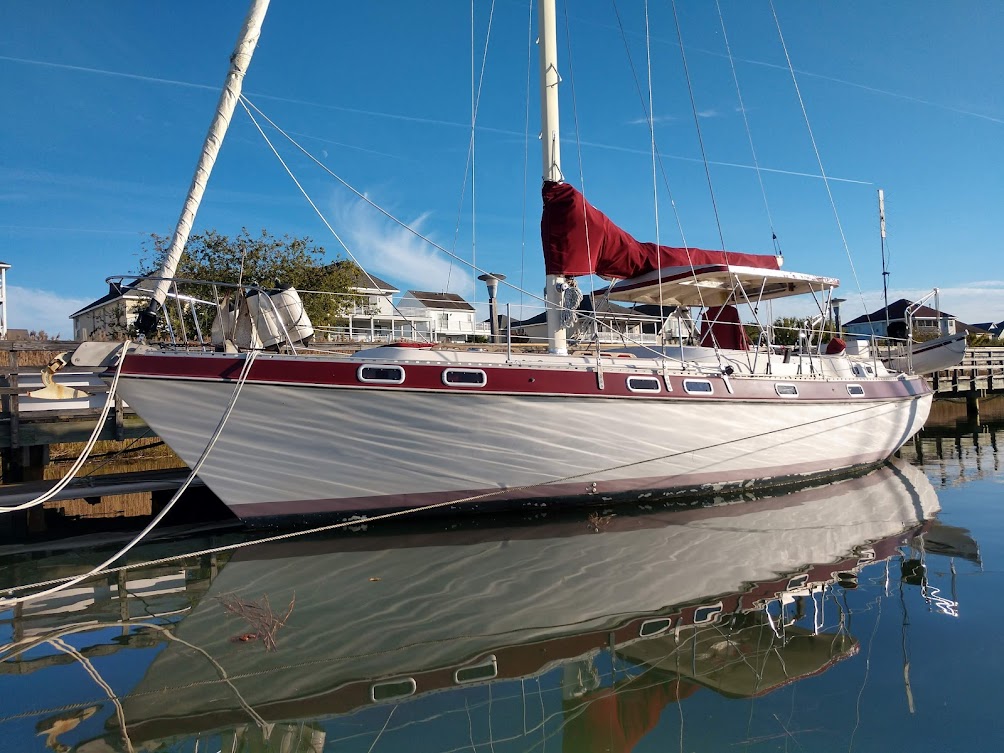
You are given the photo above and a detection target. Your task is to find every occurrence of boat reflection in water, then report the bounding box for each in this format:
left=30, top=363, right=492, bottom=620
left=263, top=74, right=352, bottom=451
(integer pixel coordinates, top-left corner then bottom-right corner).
left=2, top=460, right=972, bottom=752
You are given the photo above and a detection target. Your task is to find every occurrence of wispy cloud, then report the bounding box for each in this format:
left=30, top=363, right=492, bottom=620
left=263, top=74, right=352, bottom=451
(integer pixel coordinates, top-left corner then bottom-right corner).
left=6, top=285, right=91, bottom=338
left=627, top=114, right=677, bottom=126
left=696, top=108, right=721, bottom=119
left=330, top=196, right=474, bottom=297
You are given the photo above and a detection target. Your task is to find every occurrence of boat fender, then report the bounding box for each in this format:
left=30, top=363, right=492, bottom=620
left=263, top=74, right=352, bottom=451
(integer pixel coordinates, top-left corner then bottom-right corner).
left=269, top=284, right=315, bottom=347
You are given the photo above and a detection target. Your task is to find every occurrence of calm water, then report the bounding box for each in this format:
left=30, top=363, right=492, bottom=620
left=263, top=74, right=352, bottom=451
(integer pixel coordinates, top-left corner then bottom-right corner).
left=1, top=420, right=1002, bottom=752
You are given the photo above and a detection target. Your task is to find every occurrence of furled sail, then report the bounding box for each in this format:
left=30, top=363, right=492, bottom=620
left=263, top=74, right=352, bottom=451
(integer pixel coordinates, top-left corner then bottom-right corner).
left=541, top=181, right=781, bottom=279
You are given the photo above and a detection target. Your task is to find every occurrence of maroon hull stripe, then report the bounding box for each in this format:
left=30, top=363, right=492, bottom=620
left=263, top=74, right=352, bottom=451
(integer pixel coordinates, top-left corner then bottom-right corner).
left=118, top=353, right=930, bottom=403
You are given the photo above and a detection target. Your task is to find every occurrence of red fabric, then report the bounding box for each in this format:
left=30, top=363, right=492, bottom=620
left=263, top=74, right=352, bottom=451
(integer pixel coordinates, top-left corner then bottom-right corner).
left=700, top=305, right=750, bottom=350
left=825, top=337, right=846, bottom=354
left=561, top=679, right=697, bottom=753
left=541, top=182, right=781, bottom=279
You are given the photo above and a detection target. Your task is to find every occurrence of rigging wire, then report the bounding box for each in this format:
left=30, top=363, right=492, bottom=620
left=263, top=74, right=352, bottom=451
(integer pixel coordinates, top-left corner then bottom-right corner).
left=238, top=95, right=629, bottom=348
left=767, top=0, right=870, bottom=318
left=643, top=0, right=669, bottom=345
left=714, top=0, right=782, bottom=258
left=445, top=0, right=497, bottom=297
left=237, top=98, right=431, bottom=342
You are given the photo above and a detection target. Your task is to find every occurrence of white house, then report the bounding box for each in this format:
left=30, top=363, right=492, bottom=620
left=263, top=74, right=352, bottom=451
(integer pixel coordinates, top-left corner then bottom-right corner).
left=70, top=278, right=156, bottom=341
left=843, top=298, right=961, bottom=340
left=397, top=291, right=486, bottom=342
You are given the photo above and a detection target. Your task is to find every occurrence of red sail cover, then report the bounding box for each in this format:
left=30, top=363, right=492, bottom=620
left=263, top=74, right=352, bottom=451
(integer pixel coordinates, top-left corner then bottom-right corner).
left=541, top=181, right=781, bottom=279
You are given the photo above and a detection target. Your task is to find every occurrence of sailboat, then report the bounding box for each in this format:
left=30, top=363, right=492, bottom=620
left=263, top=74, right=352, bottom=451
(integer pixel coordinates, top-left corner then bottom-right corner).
left=66, top=0, right=932, bottom=524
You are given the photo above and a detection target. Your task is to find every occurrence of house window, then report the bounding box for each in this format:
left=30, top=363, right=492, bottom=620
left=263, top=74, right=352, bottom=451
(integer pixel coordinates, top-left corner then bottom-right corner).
left=626, top=376, right=661, bottom=393
left=357, top=365, right=406, bottom=384
left=442, top=369, right=487, bottom=387
left=683, top=379, right=714, bottom=395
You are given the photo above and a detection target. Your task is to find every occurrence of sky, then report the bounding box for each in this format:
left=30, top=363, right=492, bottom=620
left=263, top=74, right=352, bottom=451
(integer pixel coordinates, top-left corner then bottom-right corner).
left=2, top=1, right=1004, bottom=336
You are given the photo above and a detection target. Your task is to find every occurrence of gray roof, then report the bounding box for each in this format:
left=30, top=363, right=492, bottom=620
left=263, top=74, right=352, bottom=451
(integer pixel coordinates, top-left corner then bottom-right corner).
left=405, top=291, right=475, bottom=311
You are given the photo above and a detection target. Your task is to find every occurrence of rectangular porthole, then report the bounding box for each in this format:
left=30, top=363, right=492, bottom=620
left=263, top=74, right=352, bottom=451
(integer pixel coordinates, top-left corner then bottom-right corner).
left=370, top=677, right=417, bottom=702
left=775, top=383, right=799, bottom=397
left=847, top=384, right=865, bottom=397
left=683, top=379, right=714, bottom=395
left=693, top=602, right=724, bottom=625
left=357, top=365, right=406, bottom=384
left=442, top=369, right=487, bottom=387
left=454, top=655, right=498, bottom=684
left=639, top=617, right=672, bottom=637
left=627, top=376, right=661, bottom=393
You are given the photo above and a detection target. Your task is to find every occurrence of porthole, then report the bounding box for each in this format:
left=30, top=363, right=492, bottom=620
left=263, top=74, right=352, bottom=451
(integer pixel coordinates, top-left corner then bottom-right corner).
left=442, top=368, right=487, bottom=387
left=357, top=365, right=406, bottom=384
left=639, top=617, right=672, bottom=637
left=370, top=677, right=417, bottom=702
left=683, top=379, right=714, bottom=395
left=774, top=383, right=799, bottom=397
left=693, top=602, right=724, bottom=625
left=454, top=655, right=498, bottom=684
left=847, top=384, right=865, bottom=397
left=626, top=376, right=661, bottom=393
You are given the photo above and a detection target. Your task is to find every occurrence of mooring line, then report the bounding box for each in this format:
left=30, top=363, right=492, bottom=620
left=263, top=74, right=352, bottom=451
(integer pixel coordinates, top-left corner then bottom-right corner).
left=0, top=341, right=131, bottom=514
left=0, top=350, right=259, bottom=608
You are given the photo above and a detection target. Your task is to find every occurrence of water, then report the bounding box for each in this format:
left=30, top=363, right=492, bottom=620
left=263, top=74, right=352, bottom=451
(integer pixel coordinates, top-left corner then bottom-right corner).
left=0, top=418, right=1001, bottom=752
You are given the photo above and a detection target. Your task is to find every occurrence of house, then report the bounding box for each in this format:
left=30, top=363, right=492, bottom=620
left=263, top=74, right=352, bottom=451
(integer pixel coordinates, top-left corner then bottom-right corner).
left=843, top=299, right=979, bottom=340
left=511, top=294, right=690, bottom=346
left=70, top=278, right=156, bottom=341
left=397, top=291, right=486, bottom=342
left=972, top=321, right=1004, bottom=339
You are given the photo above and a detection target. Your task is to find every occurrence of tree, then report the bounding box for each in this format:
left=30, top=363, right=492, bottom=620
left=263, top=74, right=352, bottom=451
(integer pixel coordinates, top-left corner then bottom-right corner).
left=138, top=229, right=364, bottom=340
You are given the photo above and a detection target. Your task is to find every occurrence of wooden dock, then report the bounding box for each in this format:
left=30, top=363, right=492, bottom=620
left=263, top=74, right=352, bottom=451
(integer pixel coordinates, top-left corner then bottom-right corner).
left=928, top=347, right=1004, bottom=421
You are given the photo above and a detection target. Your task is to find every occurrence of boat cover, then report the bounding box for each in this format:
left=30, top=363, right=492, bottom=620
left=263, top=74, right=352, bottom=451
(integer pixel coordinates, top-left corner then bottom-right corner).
left=541, top=181, right=781, bottom=279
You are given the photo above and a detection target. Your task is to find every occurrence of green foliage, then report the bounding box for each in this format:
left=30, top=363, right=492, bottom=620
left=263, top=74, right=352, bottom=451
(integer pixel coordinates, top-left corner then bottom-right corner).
left=139, top=229, right=364, bottom=338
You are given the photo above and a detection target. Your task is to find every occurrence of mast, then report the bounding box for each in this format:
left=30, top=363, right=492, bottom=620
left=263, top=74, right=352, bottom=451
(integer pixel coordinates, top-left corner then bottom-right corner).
left=878, top=189, right=890, bottom=339
left=539, top=0, right=568, bottom=355
left=137, top=0, right=271, bottom=336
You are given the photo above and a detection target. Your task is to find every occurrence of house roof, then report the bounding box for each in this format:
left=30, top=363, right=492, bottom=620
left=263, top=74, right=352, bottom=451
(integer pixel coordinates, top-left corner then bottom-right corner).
left=324, top=261, right=398, bottom=293
left=844, top=298, right=958, bottom=326
left=70, top=279, right=150, bottom=319
left=405, top=291, right=475, bottom=311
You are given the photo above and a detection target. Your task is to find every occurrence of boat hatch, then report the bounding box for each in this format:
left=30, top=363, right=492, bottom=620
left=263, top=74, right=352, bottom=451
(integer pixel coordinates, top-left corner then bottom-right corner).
left=775, top=383, right=799, bottom=397
left=357, top=365, right=406, bottom=384
left=454, top=655, right=498, bottom=684
left=442, top=368, right=487, bottom=387
left=847, top=384, right=865, bottom=397
left=370, top=677, right=417, bottom=702
left=626, top=376, right=661, bottom=393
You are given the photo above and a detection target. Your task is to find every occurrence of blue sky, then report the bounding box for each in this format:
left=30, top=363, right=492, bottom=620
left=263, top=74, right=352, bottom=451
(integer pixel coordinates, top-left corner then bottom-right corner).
left=2, top=1, right=1003, bottom=336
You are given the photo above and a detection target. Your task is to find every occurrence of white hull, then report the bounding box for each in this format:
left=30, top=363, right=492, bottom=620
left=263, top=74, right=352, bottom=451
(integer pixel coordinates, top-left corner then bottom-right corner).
left=112, top=348, right=932, bottom=521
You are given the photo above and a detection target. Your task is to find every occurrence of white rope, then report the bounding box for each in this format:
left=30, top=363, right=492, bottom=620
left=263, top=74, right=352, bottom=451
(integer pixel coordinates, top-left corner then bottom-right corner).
left=0, top=341, right=132, bottom=514
left=0, top=350, right=259, bottom=608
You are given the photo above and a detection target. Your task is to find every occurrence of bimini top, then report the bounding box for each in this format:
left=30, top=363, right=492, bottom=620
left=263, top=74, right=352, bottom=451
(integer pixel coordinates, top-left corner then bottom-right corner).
left=541, top=180, right=837, bottom=306
left=604, top=264, right=839, bottom=307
